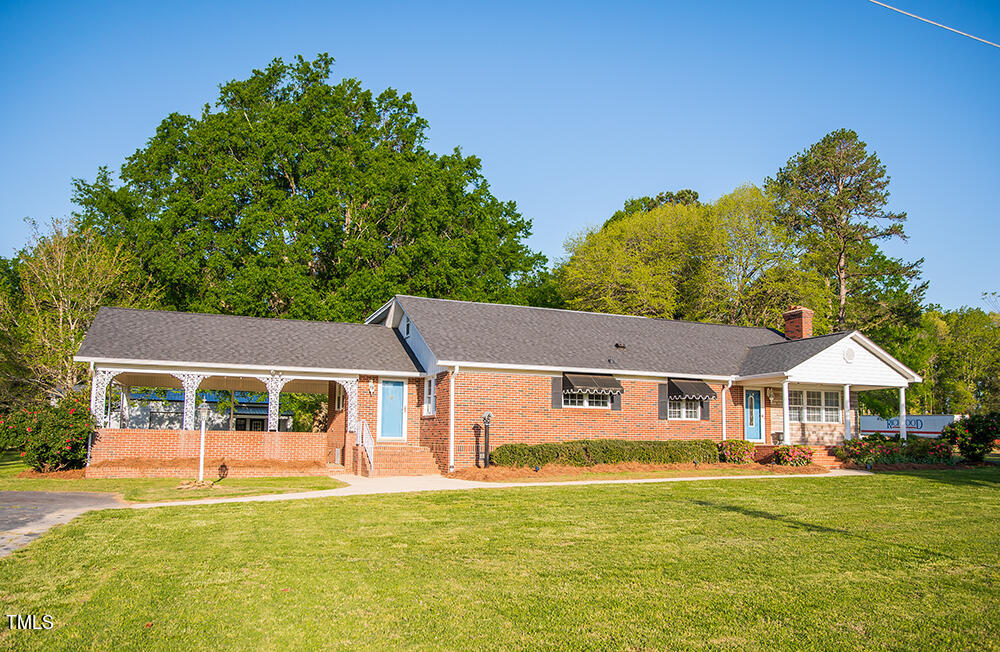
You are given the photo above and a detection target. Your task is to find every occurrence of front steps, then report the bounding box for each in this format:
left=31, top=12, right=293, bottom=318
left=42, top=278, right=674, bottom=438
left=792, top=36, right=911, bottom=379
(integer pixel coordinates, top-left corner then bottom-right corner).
left=809, top=446, right=844, bottom=469
left=355, top=442, right=443, bottom=477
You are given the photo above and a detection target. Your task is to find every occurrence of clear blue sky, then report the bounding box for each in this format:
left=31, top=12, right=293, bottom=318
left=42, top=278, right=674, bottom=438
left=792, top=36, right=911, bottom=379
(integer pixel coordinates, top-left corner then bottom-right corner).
left=1, top=0, right=997, bottom=309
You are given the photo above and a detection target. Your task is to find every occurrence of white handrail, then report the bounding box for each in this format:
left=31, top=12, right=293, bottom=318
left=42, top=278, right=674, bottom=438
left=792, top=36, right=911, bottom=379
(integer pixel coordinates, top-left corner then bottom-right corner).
left=360, top=419, right=375, bottom=472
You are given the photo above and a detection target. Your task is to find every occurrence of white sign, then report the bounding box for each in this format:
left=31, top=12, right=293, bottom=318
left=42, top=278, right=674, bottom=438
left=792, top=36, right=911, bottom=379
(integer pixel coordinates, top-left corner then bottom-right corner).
left=859, top=414, right=963, bottom=438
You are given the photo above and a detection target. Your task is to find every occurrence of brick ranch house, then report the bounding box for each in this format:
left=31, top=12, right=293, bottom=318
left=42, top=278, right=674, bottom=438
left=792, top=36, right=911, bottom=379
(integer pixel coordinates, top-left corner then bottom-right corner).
left=75, top=296, right=921, bottom=477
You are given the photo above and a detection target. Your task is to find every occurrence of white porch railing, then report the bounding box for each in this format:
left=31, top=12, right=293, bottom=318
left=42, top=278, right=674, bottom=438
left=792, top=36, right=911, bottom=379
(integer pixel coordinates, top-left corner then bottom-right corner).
left=358, top=419, right=375, bottom=473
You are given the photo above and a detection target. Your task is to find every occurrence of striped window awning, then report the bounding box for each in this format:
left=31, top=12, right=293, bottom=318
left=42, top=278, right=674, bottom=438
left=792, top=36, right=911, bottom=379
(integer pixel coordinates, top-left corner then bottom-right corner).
left=667, top=379, right=717, bottom=400
left=562, top=373, right=624, bottom=395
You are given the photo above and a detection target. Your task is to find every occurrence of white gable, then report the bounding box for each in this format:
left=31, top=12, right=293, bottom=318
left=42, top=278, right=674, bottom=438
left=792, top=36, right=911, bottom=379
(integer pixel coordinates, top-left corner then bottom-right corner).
left=787, top=334, right=913, bottom=388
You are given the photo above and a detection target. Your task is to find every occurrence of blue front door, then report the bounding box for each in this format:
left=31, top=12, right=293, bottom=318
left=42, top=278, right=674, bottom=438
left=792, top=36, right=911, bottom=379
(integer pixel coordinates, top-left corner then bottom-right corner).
left=744, top=389, right=762, bottom=442
left=380, top=380, right=405, bottom=440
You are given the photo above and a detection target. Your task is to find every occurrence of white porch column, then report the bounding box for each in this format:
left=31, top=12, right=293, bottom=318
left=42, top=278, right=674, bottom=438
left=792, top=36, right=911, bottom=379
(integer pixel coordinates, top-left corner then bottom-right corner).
left=89, top=369, right=116, bottom=428
left=119, top=386, right=130, bottom=429
left=843, top=384, right=851, bottom=440
left=899, top=386, right=907, bottom=440
left=171, top=373, right=209, bottom=430
left=262, top=373, right=289, bottom=431
left=781, top=380, right=791, bottom=445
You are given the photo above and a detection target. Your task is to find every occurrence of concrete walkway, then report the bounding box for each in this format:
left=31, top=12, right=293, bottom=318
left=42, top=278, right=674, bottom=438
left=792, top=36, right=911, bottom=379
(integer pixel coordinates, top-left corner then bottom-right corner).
left=131, top=468, right=871, bottom=510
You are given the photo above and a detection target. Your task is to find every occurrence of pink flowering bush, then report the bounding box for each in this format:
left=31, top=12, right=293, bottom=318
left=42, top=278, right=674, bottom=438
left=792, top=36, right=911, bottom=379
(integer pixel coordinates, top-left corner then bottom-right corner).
left=0, top=393, right=95, bottom=472
left=832, top=436, right=952, bottom=465
left=940, top=413, right=1000, bottom=463
left=718, top=440, right=756, bottom=464
left=772, top=444, right=814, bottom=466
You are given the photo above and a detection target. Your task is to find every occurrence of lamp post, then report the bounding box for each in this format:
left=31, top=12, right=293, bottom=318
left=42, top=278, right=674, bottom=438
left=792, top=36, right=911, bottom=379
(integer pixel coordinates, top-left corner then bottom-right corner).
left=197, top=401, right=212, bottom=482
left=482, top=411, right=493, bottom=468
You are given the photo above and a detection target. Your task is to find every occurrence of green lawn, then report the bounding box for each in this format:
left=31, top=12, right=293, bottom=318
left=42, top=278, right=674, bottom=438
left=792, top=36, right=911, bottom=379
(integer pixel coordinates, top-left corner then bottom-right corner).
left=1, top=468, right=998, bottom=649
left=0, top=452, right=345, bottom=502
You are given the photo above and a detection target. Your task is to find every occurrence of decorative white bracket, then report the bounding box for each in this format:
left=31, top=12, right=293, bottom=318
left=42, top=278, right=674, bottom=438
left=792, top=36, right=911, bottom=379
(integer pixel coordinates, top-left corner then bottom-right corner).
left=89, top=369, right=117, bottom=428
left=170, top=373, right=209, bottom=430
left=339, top=378, right=359, bottom=433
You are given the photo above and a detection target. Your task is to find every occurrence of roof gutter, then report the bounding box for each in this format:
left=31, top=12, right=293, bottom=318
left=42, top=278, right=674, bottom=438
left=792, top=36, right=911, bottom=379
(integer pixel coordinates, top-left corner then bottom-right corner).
left=435, top=360, right=731, bottom=382
left=72, top=356, right=423, bottom=378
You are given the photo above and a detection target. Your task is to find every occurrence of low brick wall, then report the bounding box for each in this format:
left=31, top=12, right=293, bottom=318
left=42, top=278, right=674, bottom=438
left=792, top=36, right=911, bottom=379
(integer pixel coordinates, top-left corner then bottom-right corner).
left=86, top=428, right=328, bottom=478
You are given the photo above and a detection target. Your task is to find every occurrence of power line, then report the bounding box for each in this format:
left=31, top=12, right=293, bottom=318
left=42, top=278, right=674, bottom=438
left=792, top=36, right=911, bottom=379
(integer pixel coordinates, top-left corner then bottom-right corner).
left=868, top=0, right=1000, bottom=50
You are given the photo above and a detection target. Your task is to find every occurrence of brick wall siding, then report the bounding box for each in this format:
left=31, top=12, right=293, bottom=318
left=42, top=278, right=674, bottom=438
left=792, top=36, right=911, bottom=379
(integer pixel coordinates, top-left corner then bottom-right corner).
left=441, top=371, right=738, bottom=471
left=86, top=428, right=328, bottom=478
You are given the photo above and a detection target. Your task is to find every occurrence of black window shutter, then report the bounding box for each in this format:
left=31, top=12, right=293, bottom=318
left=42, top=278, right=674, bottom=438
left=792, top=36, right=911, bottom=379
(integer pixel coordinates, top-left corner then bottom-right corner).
left=611, top=393, right=622, bottom=411
left=700, top=399, right=711, bottom=420
left=551, top=376, right=562, bottom=409
left=658, top=383, right=669, bottom=420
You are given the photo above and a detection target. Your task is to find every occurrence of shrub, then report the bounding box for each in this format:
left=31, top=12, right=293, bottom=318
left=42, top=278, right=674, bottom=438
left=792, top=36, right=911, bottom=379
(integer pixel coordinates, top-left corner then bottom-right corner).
left=0, top=393, right=95, bottom=472
left=772, top=445, right=814, bottom=466
left=489, top=441, right=588, bottom=468
left=831, top=437, right=952, bottom=465
left=489, top=439, right=718, bottom=467
left=718, top=440, right=756, bottom=464
left=583, top=439, right=718, bottom=465
left=941, top=413, right=1000, bottom=463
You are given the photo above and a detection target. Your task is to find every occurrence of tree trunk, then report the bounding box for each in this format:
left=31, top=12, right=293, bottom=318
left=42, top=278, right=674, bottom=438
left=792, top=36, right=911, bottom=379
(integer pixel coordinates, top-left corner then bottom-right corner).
left=837, top=249, right=848, bottom=330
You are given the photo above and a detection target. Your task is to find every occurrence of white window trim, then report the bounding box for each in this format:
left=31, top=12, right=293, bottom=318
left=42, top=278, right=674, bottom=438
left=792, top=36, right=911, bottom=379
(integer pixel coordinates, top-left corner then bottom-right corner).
left=667, top=397, right=701, bottom=420
left=376, top=377, right=408, bottom=441
left=334, top=384, right=345, bottom=412
left=562, top=391, right=612, bottom=409
left=423, top=377, right=436, bottom=416
left=787, top=388, right=842, bottom=424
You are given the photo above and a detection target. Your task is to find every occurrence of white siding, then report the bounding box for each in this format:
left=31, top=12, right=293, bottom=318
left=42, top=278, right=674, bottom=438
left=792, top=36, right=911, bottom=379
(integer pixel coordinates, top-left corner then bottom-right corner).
left=394, top=305, right=442, bottom=375
left=788, top=336, right=909, bottom=387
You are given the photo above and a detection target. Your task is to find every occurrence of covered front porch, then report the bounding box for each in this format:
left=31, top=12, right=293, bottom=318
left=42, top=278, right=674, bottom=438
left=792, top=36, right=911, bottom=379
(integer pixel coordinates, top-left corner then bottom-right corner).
left=85, top=362, right=368, bottom=478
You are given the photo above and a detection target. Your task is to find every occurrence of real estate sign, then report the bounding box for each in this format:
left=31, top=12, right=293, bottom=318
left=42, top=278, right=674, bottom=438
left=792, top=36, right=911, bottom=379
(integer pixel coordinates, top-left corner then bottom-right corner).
left=859, top=414, right=963, bottom=438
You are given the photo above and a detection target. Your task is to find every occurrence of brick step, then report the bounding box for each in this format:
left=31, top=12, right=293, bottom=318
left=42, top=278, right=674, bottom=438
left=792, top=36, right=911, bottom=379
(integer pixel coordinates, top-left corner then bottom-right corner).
left=365, top=443, right=442, bottom=477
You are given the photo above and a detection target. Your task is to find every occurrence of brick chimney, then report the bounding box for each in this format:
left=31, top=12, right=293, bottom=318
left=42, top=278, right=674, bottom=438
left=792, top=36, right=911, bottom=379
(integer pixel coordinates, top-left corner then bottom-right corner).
left=783, top=306, right=814, bottom=340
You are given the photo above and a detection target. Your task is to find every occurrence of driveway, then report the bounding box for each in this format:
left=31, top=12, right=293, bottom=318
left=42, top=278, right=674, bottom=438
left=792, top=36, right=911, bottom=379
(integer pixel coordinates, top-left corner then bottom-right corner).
left=0, top=491, right=125, bottom=557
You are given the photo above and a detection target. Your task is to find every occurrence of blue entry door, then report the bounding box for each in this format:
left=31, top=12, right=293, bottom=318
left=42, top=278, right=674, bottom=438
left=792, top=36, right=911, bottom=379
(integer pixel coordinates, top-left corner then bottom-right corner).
left=744, top=389, right=763, bottom=442
left=380, top=380, right=405, bottom=440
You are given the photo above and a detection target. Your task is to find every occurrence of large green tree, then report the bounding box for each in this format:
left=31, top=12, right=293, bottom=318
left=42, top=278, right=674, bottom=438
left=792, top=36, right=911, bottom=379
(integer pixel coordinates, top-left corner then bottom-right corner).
left=766, top=129, right=924, bottom=332
left=558, top=185, right=822, bottom=327
left=604, top=188, right=699, bottom=226
left=73, top=54, right=545, bottom=322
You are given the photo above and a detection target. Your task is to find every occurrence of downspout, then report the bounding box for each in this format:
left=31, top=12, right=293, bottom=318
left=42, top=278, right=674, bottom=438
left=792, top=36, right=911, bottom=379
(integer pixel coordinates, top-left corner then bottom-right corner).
left=449, top=364, right=459, bottom=472
left=721, top=378, right=734, bottom=440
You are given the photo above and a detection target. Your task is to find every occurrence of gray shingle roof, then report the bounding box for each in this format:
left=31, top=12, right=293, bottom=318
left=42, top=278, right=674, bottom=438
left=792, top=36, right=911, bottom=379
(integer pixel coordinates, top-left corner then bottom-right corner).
left=738, top=331, right=854, bottom=377
left=395, top=296, right=788, bottom=377
left=76, top=307, right=423, bottom=374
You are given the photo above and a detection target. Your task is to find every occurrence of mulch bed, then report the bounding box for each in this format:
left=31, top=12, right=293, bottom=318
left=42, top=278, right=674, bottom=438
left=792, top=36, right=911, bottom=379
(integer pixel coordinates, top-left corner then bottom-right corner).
left=448, top=461, right=828, bottom=482
left=16, top=468, right=87, bottom=479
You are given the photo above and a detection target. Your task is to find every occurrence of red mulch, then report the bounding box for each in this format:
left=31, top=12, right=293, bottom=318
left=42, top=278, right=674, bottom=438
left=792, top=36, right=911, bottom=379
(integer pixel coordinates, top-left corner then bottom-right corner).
left=17, top=468, right=87, bottom=479
left=448, top=461, right=828, bottom=482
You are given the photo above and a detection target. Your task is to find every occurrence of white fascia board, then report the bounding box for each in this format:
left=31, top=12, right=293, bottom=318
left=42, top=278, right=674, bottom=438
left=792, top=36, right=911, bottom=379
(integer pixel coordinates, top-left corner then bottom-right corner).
left=848, top=332, right=922, bottom=382
left=363, top=297, right=396, bottom=325
left=734, top=372, right=788, bottom=383
left=72, top=356, right=421, bottom=379
left=434, top=359, right=731, bottom=381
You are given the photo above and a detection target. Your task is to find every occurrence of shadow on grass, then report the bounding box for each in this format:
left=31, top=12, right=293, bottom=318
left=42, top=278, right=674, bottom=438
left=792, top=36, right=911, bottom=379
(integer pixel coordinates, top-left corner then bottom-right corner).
left=874, top=465, right=1000, bottom=489
left=688, top=499, right=955, bottom=561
